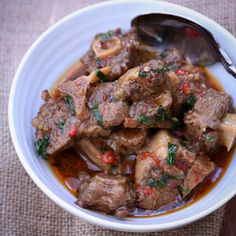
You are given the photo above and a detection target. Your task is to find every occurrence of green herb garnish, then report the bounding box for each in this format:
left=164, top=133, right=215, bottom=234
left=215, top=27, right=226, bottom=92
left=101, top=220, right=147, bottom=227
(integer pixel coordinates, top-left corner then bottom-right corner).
left=64, top=95, right=75, bottom=116
left=98, top=32, right=113, bottom=41
left=167, top=143, right=177, bottom=167
left=181, top=94, right=197, bottom=113
left=147, top=173, right=174, bottom=188
left=34, top=136, right=50, bottom=160
left=204, top=135, right=215, bottom=142
left=96, top=68, right=107, bottom=83
left=92, top=104, right=104, bottom=128
left=138, top=70, right=149, bottom=78
left=59, top=117, right=65, bottom=134
left=151, top=65, right=169, bottom=73
left=137, top=114, right=150, bottom=125
left=178, top=185, right=190, bottom=196
left=147, top=178, right=155, bottom=187
left=155, top=105, right=171, bottom=122
left=171, top=117, right=181, bottom=129
left=99, top=146, right=108, bottom=153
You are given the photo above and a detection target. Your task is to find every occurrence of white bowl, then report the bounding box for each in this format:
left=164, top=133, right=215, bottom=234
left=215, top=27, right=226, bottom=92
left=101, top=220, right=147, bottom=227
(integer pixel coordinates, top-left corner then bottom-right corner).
left=8, top=0, right=236, bottom=232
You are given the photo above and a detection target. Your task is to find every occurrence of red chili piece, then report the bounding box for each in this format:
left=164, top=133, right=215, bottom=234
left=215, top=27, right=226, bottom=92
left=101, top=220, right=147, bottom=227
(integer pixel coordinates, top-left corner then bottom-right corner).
left=68, top=126, right=77, bottom=137
left=99, top=150, right=116, bottom=165
left=143, top=186, right=153, bottom=196
left=182, top=83, right=189, bottom=94
left=176, top=68, right=186, bottom=75
left=140, top=151, right=161, bottom=167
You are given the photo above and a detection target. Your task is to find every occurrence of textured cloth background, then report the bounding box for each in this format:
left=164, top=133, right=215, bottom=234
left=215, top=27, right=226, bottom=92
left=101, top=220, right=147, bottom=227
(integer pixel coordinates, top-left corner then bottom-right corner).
left=0, top=0, right=235, bottom=235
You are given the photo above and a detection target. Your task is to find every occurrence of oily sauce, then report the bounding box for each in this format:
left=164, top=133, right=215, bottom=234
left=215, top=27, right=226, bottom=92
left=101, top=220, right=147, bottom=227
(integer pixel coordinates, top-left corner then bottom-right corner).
left=48, top=68, right=235, bottom=217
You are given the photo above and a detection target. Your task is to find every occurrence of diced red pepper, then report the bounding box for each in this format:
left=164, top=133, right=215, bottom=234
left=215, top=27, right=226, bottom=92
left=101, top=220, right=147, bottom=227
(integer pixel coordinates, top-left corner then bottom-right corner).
left=176, top=68, right=186, bottom=75
left=143, top=186, right=153, bottom=196
left=199, top=87, right=206, bottom=95
left=182, top=83, right=189, bottom=94
left=98, top=150, right=116, bottom=165
left=140, top=151, right=161, bottom=167
left=68, top=126, right=77, bottom=137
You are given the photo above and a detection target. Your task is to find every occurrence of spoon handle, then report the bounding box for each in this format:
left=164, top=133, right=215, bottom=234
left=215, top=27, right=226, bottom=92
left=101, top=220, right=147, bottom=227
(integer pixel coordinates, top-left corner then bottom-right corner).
left=218, top=46, right=236, bottom=78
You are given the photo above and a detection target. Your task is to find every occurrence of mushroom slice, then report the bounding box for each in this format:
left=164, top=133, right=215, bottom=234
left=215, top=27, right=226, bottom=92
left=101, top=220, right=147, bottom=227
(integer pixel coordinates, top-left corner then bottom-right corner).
left=92, top=36, right=121, bottom=59
left=75, top=138, right=111, bottom=170
left=219, top=113, right=236, bottom=151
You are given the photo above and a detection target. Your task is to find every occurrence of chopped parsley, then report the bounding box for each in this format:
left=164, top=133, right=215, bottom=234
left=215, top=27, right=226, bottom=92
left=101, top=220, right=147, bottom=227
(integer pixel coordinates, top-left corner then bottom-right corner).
left=137, top=114, right=150, bottom=125
left=64, top=95, right=75, bottom=116
left=138, top=65, right=169, bottom=79
left=204, top=135, right=215, bottom=143
left=138, top=70, right=149, bottom=78
left=59, top=117, right=65, bottom=134
left=171, top=117, right=181, bottom=129
left=181, top=94, right=197, bottom=113
left=34, top=136, right=50, bottom=160
left=97, top=32, right=113, bottom=41
left=151, top=65, right=169, bottom=73
left=178, top=185, right=190, bottom=196
left=167, top=143, right=177, bottom=167
left=99, top=146, right=108, bottom=153
left=155, top=105, right=171, bottom=122
left=96, top=68, right=107, bottom=83
left=147, top=173, right=177, bottom=188
left=92, top=104, right=104, bottom=128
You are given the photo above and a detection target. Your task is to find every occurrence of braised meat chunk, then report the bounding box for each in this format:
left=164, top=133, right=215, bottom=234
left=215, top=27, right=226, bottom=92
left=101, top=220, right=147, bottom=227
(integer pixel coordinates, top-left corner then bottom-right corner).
left=81, top=28, right=140, bottom=81
left=32, top=25, right=236, bottom=218
left=184, top=88, right=233, bottom=152
left=76, top=174, right=135, bottom=217
left=32, top=90, right=75, bottom=156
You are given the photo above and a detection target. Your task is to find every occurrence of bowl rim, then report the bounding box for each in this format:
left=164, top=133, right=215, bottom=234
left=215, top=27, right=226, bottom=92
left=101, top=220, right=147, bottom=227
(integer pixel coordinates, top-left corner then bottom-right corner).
left=8, top=0, right=236, bottom=232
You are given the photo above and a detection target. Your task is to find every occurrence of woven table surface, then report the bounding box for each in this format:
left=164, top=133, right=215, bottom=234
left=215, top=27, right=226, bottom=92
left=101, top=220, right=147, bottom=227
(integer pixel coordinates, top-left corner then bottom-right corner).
left=0, top=0, right=235, bottom=235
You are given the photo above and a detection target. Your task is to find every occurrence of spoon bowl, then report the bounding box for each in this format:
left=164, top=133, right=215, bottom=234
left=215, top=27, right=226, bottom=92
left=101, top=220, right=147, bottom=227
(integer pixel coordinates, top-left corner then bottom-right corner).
left=131, top=13, right=236, bottom=78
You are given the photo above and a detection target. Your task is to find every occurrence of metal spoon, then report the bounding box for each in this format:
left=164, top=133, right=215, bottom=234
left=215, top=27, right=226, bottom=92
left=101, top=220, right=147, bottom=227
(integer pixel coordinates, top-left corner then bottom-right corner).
left=131, top=13, right=236, bottom=78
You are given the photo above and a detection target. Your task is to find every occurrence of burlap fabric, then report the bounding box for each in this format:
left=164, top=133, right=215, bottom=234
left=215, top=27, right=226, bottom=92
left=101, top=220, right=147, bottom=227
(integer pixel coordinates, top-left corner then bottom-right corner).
left=1, top=0, right=235, bottom=235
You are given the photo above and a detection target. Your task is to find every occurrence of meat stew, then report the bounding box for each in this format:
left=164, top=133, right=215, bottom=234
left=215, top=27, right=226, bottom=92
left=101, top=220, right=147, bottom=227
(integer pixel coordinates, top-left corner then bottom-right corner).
left=32, top=26, right=236, bottom=218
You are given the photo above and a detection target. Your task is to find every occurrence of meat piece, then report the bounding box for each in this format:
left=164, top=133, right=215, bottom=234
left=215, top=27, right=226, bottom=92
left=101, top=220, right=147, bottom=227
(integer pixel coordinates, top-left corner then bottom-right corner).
left=184, top=157, right=215, bottom=194
left=88, top=82, right=116, bottom=107
left=57, top=69, right=108, bottom=121
left=32, top=91, right=75, bottom=155
left=115, top=60, right=168, bottom=101
left=87, top=82, right=128, bottom=128
left=98, top=101, right=129, bottom=128
left=137, top=185, right=179, bottom=210
left=76, top=114, right=111, bottom=137
left=159, top=48, right=188, bottom=69
left=166, top=64, right=207, bottom=113
left=108, top=128, right=148, bottom=154
left=126, top=91, right=173, bottom=128
left=135, top=151, right=182, bottom=210
left=134, top=130, right=201, bottom=210
left=135, top=131, right=187, bottom=210
left=143, top=130, right=185, bottom=177
left=76, top=174, right=135, bottom=217
left=81, top=28, right=140, bottom=81
left=184, top=88, right=233, bottom=141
